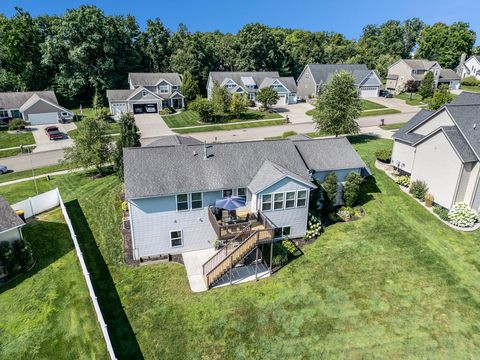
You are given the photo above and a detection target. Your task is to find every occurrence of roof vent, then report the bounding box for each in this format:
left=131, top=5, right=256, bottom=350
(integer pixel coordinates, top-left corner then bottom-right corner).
left=474, top=124, right=477, bottom=130
left=193, top=151, right=197, bottom=156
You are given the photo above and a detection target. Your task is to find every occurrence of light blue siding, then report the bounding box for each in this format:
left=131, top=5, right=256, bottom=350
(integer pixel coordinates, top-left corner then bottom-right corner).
left=259, top=177, right=311, bottom=194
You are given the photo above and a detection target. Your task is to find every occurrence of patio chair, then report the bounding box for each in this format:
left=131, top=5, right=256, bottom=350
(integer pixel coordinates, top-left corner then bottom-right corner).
left=221, top=210, right=231, bottom=223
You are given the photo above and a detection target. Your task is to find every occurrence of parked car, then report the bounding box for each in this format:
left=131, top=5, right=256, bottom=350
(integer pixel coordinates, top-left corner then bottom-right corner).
left=379, top=90, right=393, bottom=98
left=0, top=165, right=8, bottom=174
left=45, top=126, right=63, bottom=140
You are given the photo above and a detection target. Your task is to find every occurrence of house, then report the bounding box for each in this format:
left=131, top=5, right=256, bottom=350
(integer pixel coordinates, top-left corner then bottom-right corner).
left=0, top=195, right=24, bottom=243
left=391, top=92, right=480, bottom=210
left=458, top=55, right=480, bottom=80
left=123, top=135, right=369, bottom=288
left=107, top=73, right=185, bottom=115
left=296, top=64, right=382, bottom=99
left=386, top=59, right=460, bottom=92
left=206, top=71, right=297, bottom=105
left=0, top=91, right=74, bottom=125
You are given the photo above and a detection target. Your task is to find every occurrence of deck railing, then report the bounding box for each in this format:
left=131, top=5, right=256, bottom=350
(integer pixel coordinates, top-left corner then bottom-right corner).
left=207, top=206, right=252, bottom=240
left=257, top=210, right=275, bottom=230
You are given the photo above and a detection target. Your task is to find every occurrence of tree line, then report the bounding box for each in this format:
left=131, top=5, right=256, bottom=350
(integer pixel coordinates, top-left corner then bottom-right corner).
left=0, top=5, right=478, bottom=107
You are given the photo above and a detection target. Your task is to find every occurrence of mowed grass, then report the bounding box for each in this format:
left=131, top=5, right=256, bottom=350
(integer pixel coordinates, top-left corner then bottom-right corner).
left=461, top=85, right=480, bottom=93
left=174, top=119, right=286, bottom=134
left=163, top=110, right=283, bottom=128
left=0, top=208, right=107, bottom=359
left=360, top=99, right=386, bottom=110
left=68, top=122, right=121, bottom=140
left=307, top=100, right=396, bottom=118
left=381, top=122, right=405, bottom=130
left=0, top=163, right=70, bottom=184
left=395, top=92, right=425, bottom=106
left=2, top=136, right=480, bottom=358
left=360, top=108, right=401, bottom=117
left=0, top=128, right=35, bottom=149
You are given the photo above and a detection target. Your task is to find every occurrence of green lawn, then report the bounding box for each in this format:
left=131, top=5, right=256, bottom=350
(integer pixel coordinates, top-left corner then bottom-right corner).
left=360, top=99, right=386, bottom=110
left=380, top=123, right=405, bottom=131
left=360, top=108, right=401, bottom=117
left=2, top=135, right=480, bottom=358
left=68, top=122, right=121, bottom=140
left=174, top=119, right=286, bottom=134
left=0, top=148, right=22, bottom=158
left=163, top=110, right=282, bottom=128
left=461, top=85, right=480, bottom=93
left=0, top=163, right=70, bottom=184
left=0, top=208, right=107, bottom=359
left=0, top=128, right=35, bottom=149
left=71, top=107, right=109, bottom=118
left=395, top=92, right=425, bottom=106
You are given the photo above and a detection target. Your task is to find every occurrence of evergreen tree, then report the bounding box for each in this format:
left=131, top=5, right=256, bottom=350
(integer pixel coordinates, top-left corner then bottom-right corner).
left=322, top=172, right=338, bottom=210
left=181, top=71, right=200, bottom=107
left=113, top=113, right=140, bottom=180
left=418, top=71, right=435, bottom=99
left=343, top=172, right=363, bottom=207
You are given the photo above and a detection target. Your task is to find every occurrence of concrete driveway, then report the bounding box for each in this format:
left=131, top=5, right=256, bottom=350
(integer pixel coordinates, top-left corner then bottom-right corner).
left=134, top=113, right=174, bottom=140
left=29, top=123, right=75, bottom=153
left=273, top=102, right=314, bottom=124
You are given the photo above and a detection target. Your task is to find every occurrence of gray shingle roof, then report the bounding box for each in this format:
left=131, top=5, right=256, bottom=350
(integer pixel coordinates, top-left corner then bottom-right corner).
left=439, top=69, right=461, bottom=81
left=305, top=64, right=370, bottom=85
left=123, top=137, right=369, bottom=199
left=0, top=91, right=58, bottom=109
left=0, top=196, right=24, bottom=233
left=393, top=109, right=436, bottom=144
left=259, top=77, right=297, bottom=92
left=450, top=91, right=480, bottom=106
left=402, top=59, right=438, bottom=70
left=146, top=135, right=202, bottom=147
left=442, top=126, right=477, bottom=162
left=106, top=89, right=135, bottom=101
left=209, top=71, right=280, bottom=92
left=128, top=73, right=182, bottom=87
left=446, top=104, right=480, bottom=159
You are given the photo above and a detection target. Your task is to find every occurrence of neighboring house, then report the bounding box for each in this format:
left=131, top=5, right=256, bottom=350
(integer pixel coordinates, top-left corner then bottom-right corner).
left=458, top=55, right=480, bottom=80
left=392, top=92, right=480, bottom=210
left=123, top=135, right=369, bottom=265
left=0, top=91, right=74, bottom=125
left=0, top=195, right=24, bottom=243
left=107, top=73, right=185, bottom=115
left=206, top=72, right=298, bottom=105
left=296, top=64, right=382, bottom=99
left=386, top=59, right=460, bottom=91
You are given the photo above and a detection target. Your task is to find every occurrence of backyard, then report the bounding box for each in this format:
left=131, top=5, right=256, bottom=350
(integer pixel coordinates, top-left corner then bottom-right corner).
left=1, top=135, right=480, bottom=358
left=0, top=208, right=107, bottom=359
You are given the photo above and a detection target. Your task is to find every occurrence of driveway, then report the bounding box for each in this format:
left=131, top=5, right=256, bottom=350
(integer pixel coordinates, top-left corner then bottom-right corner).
left=29, top=123, right=75, bottom=153
left=273, top=102, right=314, bottom=124
left=134, top=113, right=174, bottom=140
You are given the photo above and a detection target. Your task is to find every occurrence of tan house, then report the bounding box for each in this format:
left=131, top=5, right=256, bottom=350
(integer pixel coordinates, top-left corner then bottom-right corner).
left=386, top=59, right=460, bottom=92
left=392, top=92, right=480, bottom=210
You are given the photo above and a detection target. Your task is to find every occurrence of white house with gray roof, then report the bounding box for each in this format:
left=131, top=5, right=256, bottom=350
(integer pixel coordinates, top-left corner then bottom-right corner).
left=392, top=92, right=480, bottom=210
left=123, top=135, right=369, bottom=287
left=106, top=73, right=185, bottom=115
left=207, top=71, right=298, bottom=105
left=296, top=64, right=382, bottom=99
left=458, top=55, right=480, bottom=80
left=0, top=91, right=73, bottom=125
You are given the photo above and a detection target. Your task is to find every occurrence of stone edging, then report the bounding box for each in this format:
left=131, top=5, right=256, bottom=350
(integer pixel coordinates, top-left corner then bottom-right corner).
left=374, top=160, right=480, bottom=232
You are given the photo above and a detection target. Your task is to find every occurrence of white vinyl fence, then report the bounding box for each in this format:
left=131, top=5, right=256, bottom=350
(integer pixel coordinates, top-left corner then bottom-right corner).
left=12, top=189, right=117, bottom=359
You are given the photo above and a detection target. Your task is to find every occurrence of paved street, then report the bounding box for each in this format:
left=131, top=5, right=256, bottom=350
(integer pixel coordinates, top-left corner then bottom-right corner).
left=0, top=149, right=65, bottom=172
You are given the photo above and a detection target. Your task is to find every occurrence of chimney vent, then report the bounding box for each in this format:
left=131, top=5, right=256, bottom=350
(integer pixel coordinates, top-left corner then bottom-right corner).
left=474, top=124, right=477, bottom=130
left=193, top=150, right=197, bottom=156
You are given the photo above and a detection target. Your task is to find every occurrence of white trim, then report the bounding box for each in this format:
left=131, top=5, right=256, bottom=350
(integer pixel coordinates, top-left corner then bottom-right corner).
left=296, top=189, right=308, bottom=207
left=274, top=225, right=291, bottom=240
left=170, top=229, right=184, bottom=248
left=261, top=193, right=272, bottom=211
left=190, top=192, right=203, bottom=210
left=0, top=223, right=25, bottom=236
left=20, top=96, right=73, bottom=116
left=251, top=175, right=315, bottom=195
left=284, top=191, right=296, bottom=209
left=126, top=86, right=163, bottom=101
left=154, top=78, right=173, bottom=87
left=176, top=193, right=189, bottom=212
left=169, top=91, right=185, bottom=99
left=273, top=192, right=284, bottom=211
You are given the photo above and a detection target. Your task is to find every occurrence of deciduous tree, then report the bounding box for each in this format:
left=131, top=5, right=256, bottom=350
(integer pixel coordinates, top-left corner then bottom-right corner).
left=113, top=113, right=140, bottom=179
left=256, top=87, right=279, bottom=110
left=229, top=93, right=249, bottom=117
left=428, top=85, right=454, bottom=110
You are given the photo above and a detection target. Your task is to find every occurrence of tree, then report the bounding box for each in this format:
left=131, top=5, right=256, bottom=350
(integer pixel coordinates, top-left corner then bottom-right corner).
left=428, top=85, right=454, bottom=110
left=256, top=87, right=279, bottom=110
left=312, top=71, right=361, bottom=137
left=181, top=71, right=200, bottom=106
left=322, top=172, right=338, bottom=210
left=229, top=93, right=249, bottom=117
left=404, top=79, right=419, bottom=98
left=343, top=172, right=363, bottom=207
left=189, top=97, right=214, bottom=122
left=137, top=18, right=171, bottom=72
left=113, top=113, right=140, bottom=179
left=418, top=71, right=435, bottom=99
left=211, top=81, right=230, bottom=117
left=63, top=116, right=112, bottom=175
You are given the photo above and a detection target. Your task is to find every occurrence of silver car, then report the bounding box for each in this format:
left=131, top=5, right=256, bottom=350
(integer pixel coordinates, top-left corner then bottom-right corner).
left=0, top=165, right=8, bottom=174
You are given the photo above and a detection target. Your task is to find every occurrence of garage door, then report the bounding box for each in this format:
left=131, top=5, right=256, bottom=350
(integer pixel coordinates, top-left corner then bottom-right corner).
left=277, top=94, right=287, bottom=105
left=133, top=103, right=157, bottom=114
left=359, top=87, right=379, bottom=98
left=112, top=102, right=127, bottom=115
left=29, top=112, right=59, bottom=125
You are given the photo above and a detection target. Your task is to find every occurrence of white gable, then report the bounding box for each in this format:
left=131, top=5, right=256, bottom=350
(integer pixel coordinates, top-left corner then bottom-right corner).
left=411, top=109, right=454, bottom=136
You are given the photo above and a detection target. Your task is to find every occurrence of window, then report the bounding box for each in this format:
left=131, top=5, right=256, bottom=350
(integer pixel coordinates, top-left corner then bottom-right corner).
left=170, top=230, right=183, bottom=247
left=274, top=193, right=284, bottom=210
left=223, top=189, right=233, bottom=197
left=172, top=85, right=179, bottom=92
left=159, top=85, right=169, bottom=93
left=296, top=190, right=307, bottom=207
left=191, top=192, right=203, bottom=209
left=176, top=194, right=189, bottom=211
left=0, top=110, right=8, bottom=118
left=261, top=194, right=272, bottom=211
left=248, top=93, right=255, bottom=100
left=285, top=191, right=296, bottom=208
left=274, top=226, right=291, bottom=239
left=237, top=188, right=247, bottom=201
left=142, top=90, right=147, bottom=97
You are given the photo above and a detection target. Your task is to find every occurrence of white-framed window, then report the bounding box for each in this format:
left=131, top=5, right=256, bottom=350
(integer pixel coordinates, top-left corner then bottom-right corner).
left=170, top=230, right=183, bottom=248
left=248, top=93, right=255, bottom=100
left=159, top=84, right=169, bottom=93
left=261, top=194, right=272, bottom=211
left=223, top=189, right=233, bottom=197
left=285, top=191, right=296, bottom=209
left=176, top=194, right=189, bottom=211
left=191, top=192, right=203, bottom=209
left=273, top=193, right=284, bottom=210
left=237, top=188, right=247, bottom=201
left=0, top=110, right=8, bottom=118
left=274, top=226, right=291, bottom=239
left=296, top=190, right=307, bottom=207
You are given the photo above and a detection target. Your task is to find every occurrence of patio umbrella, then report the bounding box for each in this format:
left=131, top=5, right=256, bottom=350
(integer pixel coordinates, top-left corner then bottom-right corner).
left=215, top=196, right=246, bottom=211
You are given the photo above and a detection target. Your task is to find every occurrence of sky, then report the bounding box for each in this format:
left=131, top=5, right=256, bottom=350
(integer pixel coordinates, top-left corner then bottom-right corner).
left=1, top=0, right=479, bottom=42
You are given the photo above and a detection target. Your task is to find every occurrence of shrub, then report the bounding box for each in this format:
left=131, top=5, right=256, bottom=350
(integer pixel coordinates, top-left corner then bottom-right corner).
left=213, top=238, right=221, bottom=250
left=121, top=201, right=129, bottom=212
left=409, top=180, right=428, bottom=201
left=281, top=239, right=298, bottom=255
left=433, top=204, right=449, bottom=221
left=12, top=239, right=33, bottom=270
left=8, top=118, right=26, bottom=130
left=304, top=213, right=322, bottom=240
left=159, top=107, right=175, bottom=115
left=322, top=172, right=338, bottom=209
left=461, top=76, right=480, bottom=87
left=424, top=193, right=434, bottom=207
left=375, top=148, right=392, bottom=163
left=395, top=175, right=410, bottom=187
left=448, top=202, right=478, bottom=228
left=0, top=241, right=17, bottom=275
left=337, top=206, right=355, bottom=221
left=272, top=254, right=288, bottom=267
left=343, top=172, right=363, bottom=207
left=189, top=97, right=215, bottom=122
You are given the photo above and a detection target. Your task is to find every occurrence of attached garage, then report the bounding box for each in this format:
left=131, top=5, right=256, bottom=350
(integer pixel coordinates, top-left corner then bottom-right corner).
left=111, top=102, right=127, bottom=115
left=277, top=94, right=288, bottom=105
left=359, top=87, right=379, bottom=98
left=28, top=112, right=59, bottom=125
left=133, top=103, right=158, bottom=114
